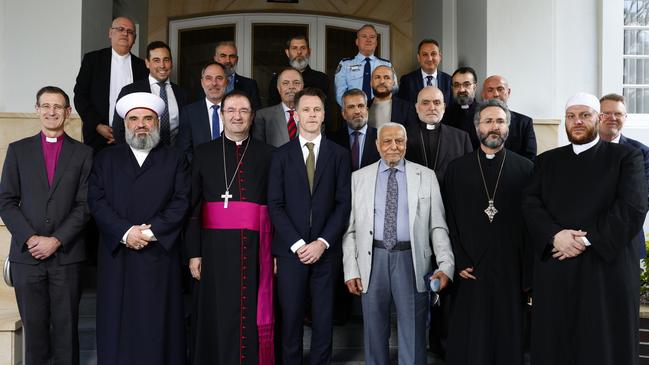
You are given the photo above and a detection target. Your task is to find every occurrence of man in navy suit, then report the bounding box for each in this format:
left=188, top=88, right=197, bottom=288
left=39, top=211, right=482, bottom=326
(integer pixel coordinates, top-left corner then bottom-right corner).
left=74, top=16, right=148, bottom=153
left=177, top=61, right=228, bottom=161
left=0, top=86, right=92, bottom=364
left=481, top=75, right=537, bottom=160
left=112, top=41, right=187, bottom=146
left=268, top=87, right=351, bottom=364
left=398, top=39, right=452, bottom=106
left=331, top=88, right=380, bottom=171
left=368, top=65, right=417, bottom=128
left=214, top=41, right=262, bottom=111
left=599, top=93, right=649, bottom=258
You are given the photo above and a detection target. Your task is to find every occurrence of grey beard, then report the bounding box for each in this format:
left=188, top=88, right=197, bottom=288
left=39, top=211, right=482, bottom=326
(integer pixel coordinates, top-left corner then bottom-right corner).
left=479, top=131, right=508, bottom=149
left=455, top=94, right=474, bottom=106
left=125, top=127, right=161, bottom=150
left=289, top=57, right=309, bottom=71
left=224, top=66, right=235, bottom=76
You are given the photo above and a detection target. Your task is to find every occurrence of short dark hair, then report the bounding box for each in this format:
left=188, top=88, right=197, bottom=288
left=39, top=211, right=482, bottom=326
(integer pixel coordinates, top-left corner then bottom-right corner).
left=146, top=41, right=171, bottom=60
left=294, top=87, right=326, bottom=109
left=36, top=86, right=70, bottom=108
left=473, top=98, right=511, bottom=127
left=285, top=35, right=310, bottom=49
left=600, top=93, right=625, bottom=104
left=452, top=66, right=478, bottom=83
left=417, top=39, right=440, bottom=53
left=342, top=88, right=368, bottom=106
left=222, top=89, right=253, bottom=111
left=201, top=61, right=226, bottom=76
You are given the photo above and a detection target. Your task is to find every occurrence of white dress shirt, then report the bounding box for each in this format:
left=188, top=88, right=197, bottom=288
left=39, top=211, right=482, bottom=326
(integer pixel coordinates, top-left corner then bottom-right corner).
left=421, top=69, right=438, bottom=88
left=149, top=76, right=179, bottom=140
left=205, top=99, right=224, bottom=137
left=109, top=49, right=134, bottom=126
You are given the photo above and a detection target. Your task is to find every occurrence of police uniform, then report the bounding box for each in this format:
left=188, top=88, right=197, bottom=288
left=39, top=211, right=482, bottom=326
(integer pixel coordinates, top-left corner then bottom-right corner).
left=334, top=53, right=392, bottom=106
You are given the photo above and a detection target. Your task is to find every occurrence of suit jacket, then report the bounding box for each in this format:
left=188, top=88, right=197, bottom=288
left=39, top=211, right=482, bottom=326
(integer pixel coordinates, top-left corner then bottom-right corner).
left=342, top=160, right=454, bottom=293
left=268, top=65, right=330, bottom=106
left=267, top=137, right=351, bottom=258
left=621, top=134, right=649, bottom=258
left=506, top=110, right=537, bottom=160
left=0, top=134, right=92, bottom=265
left=330, top=125, right=380, bottom=170
left=176, top=99, right=212, bottom=162
left=398, top=68, right=453, bottom=106
left=405, top=122, right=473, bottom=184
left=368, top=96, right=418, bottom=127
left=73, top=47, right=148, bottom=152
left=442, top=101, right=480, bottom=149
left=112, top=78, right=188, bottom=145
left=233, top=73, right=262, bottom=111
left=252, top=103, right=291, bottom=147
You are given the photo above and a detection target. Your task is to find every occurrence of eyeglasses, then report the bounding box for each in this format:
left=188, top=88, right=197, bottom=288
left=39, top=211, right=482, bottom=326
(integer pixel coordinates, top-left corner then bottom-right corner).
left=38, top=104, right=66, bottom=112
left=479, top=119, right=507, bottom=126
left=111, top=26, right=136, bottom=36
left=601, top=112, right=626, bottom=119
left=452, top=81, right=475, bottom=89
left=223, top=108, right=251, bottom=116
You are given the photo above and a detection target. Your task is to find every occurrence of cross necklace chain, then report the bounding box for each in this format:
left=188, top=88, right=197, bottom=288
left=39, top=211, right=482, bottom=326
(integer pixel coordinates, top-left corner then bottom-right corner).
left=476, top=149, right=506, bottom=223
left=221, top=137, right=250, bottom=208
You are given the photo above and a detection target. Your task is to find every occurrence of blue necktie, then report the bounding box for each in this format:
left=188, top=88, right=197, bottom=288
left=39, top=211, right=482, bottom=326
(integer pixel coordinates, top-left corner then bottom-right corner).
left=383, top=168, right=398, bottom=249
left=211, top=105, right=220, bottom=140
left=426, top=75, right=434, bottom=87
left=158, top=82, right=170, bottom=145
left=362, top=57, right=372, bottom=100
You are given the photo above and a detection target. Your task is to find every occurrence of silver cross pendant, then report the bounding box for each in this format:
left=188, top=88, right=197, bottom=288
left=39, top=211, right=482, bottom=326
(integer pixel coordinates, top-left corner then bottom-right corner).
left=484, top=200, right=498, bottom=223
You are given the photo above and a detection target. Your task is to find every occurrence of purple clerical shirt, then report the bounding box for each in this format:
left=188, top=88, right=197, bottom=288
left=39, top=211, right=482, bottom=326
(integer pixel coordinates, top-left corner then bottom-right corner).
left=40, top=132, right=64, bottom=187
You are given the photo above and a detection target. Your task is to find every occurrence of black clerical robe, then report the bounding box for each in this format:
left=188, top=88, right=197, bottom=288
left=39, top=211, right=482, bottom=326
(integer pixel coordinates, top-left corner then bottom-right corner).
left=444, top=148, right=533, bottom=365
left=88, top=144, right=189, bottom=365
left=186, top=137, right=275, bottom=365
left=522, top=141, right=648, bottom=365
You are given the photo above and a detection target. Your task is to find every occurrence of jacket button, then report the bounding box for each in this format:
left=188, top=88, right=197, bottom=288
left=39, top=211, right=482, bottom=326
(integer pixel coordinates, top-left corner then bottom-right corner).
left=368, top=251, right=371, bottom=255
left=45, top=218, right=51, bottom=224
left=369, top=231, right=373, bottom=235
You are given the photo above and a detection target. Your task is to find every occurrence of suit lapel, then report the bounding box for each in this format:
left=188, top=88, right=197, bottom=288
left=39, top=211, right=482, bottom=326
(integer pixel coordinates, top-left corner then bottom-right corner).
left=361, top=128, right=375, bottom=165
left=313, top=138, right=333, bottom=193
left=416, top=69, right=424, bottom=90
left=274, top=104, right=290, bottom=142
left=47, top=136, right=74, bottom=198
left=405, top=161, right=421, bottom=234
left=30, top=135, right=50, bottom=192
left=289, top=140, right=309, bottom=190
left=197, top=102, right=212, bottom=142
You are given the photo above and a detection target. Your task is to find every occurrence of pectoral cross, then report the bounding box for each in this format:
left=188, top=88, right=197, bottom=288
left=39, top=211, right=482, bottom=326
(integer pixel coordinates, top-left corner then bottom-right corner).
left=221, top=190, right=233, bottom=208
left=484, top=200, right=498, bottom=223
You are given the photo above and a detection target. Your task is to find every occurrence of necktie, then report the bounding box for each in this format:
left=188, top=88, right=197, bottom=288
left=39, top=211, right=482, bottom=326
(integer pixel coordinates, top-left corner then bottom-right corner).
left=383, top=168, right=398, bottom=250
left=287, top=110, right=297, bottom=140
left=351, top=131, right=360, bottom=171
left=362, top=57, right=372, bottom=100
left=226, top=74, right=235, bottom=93
left=158, top=81, right=170, bottom=145
left=426, top=75, right=434, bottom=87
left=306, top=142, right=315, bottom=193
left=211, top=105, right=221, bottom=140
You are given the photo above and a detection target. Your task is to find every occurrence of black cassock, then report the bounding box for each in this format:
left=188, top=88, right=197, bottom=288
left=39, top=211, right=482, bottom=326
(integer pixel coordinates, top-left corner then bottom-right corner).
left=523, top=141, right=648, bottom=365
left=88, top=144, right=190, bottom=365
left=443, top=149, right=533, bottom=365
left=186, top=137, right=275, bottom=365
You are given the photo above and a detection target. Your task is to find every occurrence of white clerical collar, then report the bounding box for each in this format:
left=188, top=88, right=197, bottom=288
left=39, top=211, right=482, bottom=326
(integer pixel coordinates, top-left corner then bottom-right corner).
left=129, top=146, right=151, bottom=167
left=460, top=104, right=470, bottom=110
left=611, top=134, right=621, bottom=144
left=426, top=122, right=441, bottom=130
left=420, top=69, right=438, bottom=79
left=111, top=48, right=130, bottom=61
left=149, top=75, right=169, bottom=86
left=225, top=134, right=248, bottom=146
left=45, top=136, right=60, bottom=143
left=572, top=135, right=600, bottom=155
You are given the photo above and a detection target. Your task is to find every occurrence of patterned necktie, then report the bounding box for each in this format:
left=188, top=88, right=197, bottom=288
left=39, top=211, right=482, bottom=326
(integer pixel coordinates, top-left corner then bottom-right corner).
left=383, top=168, right=398, bottom=250
left=158, top=81, right=170, bottom=145
left=306, top=142, right=315, bottom=193
left=287, top=110, right=297, bottom=140
left=426, top=75, right=434, bottom=87
left=351, top=131, right=360, bottom=171
left=211, top=104, right=221, bottom=140
left=362, top=57, right=372, bottom=100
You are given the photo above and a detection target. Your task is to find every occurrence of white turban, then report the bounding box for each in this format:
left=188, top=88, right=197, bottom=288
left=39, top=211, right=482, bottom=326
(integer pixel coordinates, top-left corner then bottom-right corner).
left=565, top=92, right=600, bottom=113
left=115, top=92, right=166, bottom=119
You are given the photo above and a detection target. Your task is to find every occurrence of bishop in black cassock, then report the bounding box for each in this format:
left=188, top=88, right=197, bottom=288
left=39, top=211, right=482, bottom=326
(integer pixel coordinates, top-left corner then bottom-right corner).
left=444, top=99, right=533, bottom=365
left=523, top=93, right=648, bottom=365
left=185, top=90, right=276, bottom=365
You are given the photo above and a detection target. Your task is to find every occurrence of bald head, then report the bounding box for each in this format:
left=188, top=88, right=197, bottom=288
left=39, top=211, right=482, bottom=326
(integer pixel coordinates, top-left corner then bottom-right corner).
left=109, top=17, right=136, bottom=55
left=481, top=75, right=511, bottom=104
left=416, top=86, right=446, bottom=124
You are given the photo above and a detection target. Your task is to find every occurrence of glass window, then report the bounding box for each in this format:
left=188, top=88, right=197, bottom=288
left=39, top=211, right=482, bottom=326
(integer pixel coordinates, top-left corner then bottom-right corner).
left=624, top=1, right=649, bottom=113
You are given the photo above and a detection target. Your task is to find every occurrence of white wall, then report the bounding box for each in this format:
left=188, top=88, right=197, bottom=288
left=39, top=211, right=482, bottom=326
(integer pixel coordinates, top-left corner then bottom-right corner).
left=0, top=0, right=82, bottom=113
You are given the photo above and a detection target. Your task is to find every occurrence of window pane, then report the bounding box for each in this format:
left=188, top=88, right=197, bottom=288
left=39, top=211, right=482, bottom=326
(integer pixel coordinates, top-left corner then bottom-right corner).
left=625, top=0, right=649, bottom=26
left=252, top=24, right=309, bottom=106
left=624, top=87, right=649, bottom=113
left=623, top=58, right=649, bottom=84
left=179, top=26, right=235, bottom=102
left=624, top=29, right=649, bottom=55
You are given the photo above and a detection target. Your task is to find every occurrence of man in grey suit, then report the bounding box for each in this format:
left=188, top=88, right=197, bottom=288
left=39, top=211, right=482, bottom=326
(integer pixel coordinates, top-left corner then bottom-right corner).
left=342, top=122, right=454, bottom=365
left=253, top=67, right=304, bottom=147
left=0, top=86, right=93, bottom=364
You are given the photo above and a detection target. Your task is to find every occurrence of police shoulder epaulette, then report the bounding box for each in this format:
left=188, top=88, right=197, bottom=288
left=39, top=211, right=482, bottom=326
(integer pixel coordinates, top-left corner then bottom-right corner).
left=340, top=57, right=354, bottom=62
left=376, top=56, right=391, bottom=63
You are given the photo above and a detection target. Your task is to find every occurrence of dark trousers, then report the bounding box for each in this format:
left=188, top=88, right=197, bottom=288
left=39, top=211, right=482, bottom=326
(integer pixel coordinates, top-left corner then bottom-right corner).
left=12, top=259, right=82, bottom=365
left=276, top=254, right=334, bottom=365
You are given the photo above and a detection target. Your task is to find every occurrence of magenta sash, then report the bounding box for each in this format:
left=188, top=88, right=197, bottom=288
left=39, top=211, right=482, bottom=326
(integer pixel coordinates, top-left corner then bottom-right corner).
left=202, top=201, right=275, bottom=365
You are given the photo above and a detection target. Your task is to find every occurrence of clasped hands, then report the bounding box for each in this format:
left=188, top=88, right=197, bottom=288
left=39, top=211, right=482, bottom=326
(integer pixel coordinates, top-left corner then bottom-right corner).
left=297, top=240, right=326, bottom=265
left=126, top=224, right=153, bottom=250
left=26, top=235, right=61, bottom=260
left=551, top=229, right=587, bottom=260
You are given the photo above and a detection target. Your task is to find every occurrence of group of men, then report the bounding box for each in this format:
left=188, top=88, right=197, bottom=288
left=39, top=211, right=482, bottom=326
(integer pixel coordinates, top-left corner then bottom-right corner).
left=0, top=15, right=647, bottom=365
